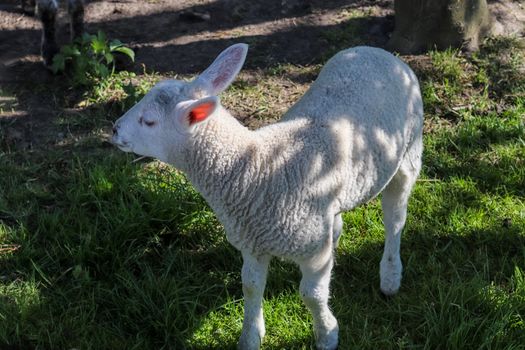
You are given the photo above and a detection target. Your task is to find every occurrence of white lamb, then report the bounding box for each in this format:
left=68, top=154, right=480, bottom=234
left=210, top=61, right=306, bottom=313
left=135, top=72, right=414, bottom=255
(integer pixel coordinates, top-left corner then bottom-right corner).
left=112, top=43, right=423, bottom=350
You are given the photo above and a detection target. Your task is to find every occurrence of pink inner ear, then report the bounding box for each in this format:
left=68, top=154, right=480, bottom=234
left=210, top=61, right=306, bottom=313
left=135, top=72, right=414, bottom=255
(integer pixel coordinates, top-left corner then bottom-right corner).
left=213, top=47, right=243, bottom=88
left=189, top=102, right=215, bottom=125
left=212, top=68, right=232, bottom=91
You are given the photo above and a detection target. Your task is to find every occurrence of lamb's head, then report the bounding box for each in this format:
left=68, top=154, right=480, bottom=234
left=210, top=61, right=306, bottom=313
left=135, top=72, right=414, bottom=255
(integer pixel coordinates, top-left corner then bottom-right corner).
left=112, top=43, right=248, bottom=165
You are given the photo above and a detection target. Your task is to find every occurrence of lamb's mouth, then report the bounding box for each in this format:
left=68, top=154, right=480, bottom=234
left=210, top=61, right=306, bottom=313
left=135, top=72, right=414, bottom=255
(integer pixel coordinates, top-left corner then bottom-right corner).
left=117, top=144, right=132, bottom=152
left=111, top=138, right=133, bottom=153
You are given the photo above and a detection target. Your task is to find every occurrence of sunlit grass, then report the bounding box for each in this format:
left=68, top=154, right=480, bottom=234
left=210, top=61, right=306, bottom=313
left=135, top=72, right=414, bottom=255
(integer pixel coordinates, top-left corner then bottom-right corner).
left=0, top=36, right=523, bottom=349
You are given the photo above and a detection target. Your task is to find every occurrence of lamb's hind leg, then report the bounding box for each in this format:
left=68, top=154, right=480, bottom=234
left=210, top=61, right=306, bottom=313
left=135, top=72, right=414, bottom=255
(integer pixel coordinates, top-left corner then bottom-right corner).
left=36, top=0, right=58, bottom=67
left=67, top=0, right=84, bottom=40
left=238, top=252, right=271, bottom=350
left=298, top=245, right=338, bottom=350
left=380, top=139, right=422, bottom=296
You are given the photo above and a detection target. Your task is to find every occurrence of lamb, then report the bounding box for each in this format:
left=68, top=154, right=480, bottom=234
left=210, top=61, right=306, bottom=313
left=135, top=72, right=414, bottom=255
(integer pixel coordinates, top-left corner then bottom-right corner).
left=22, top=0, right=85, bottom=66
left=111, top=43, right=423, bottom=350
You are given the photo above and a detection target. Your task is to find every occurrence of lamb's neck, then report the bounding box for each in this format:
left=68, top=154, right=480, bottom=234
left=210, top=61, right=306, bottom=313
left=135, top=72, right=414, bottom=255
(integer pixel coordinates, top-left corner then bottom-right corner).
left=183, top=108, right=260, bottom=216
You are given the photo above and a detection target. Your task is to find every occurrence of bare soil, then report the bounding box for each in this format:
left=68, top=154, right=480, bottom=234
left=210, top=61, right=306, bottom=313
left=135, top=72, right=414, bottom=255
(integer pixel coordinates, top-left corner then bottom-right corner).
left=0, top=0, right=523, bottom=149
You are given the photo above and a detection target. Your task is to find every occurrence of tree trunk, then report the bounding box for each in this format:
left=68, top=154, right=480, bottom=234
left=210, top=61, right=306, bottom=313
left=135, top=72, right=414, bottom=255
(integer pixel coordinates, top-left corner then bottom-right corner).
left=388, top=0, right=493, bottom=54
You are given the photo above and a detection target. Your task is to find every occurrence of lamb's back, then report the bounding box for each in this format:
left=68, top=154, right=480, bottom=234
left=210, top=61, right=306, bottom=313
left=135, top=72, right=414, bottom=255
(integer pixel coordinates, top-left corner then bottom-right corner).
left=283, top=46, right=421, bottom=126
left=277, top=46, right=423, bottom=209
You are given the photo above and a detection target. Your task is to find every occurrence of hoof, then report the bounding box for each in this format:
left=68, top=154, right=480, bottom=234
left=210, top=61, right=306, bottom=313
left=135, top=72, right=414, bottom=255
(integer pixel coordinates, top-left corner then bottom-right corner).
left=380, top=256, right=402, bottom=296
left=380, top=277, right=400, bottom=296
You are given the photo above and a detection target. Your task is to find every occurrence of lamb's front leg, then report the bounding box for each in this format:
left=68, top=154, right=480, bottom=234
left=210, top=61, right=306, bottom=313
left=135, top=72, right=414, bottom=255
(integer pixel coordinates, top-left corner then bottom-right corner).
left=238, top=251, right=271, bottom=350
left=299, top=250, right=338, bottom=350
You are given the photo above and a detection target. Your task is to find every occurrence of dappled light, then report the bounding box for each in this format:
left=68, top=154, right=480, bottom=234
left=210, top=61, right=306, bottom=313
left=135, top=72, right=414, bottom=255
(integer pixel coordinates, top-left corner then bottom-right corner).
left=0, top=0, right=524, bottom=349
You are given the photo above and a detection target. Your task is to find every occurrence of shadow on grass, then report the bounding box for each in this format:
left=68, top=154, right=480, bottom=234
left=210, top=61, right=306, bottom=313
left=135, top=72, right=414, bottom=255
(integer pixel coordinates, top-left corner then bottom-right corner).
left=0, top=1, right=523, bottom=348
left=0, top=132, right=524, bottom=348
left=1, top=64, right=523, bottom=350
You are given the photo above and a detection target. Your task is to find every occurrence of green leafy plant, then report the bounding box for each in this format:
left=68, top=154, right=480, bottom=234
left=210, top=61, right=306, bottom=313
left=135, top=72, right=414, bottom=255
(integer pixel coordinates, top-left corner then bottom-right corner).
left=52, top=30, right=135, bottom=86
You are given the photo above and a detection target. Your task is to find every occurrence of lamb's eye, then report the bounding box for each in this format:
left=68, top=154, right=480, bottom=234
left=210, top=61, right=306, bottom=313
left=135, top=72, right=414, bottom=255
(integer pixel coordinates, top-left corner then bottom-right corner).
left=139, top=116, right=156, bottom=127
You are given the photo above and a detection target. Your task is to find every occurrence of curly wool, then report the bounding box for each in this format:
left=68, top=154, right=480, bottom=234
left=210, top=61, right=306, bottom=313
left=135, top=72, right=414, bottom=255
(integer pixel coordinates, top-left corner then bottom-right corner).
left=182, top=46, right=423, bottom=260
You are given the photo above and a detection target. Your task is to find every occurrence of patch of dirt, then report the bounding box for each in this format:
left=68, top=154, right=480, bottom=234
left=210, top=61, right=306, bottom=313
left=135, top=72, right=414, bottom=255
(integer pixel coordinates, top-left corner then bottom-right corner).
left=0, top=0, right=523, bottom=150
left=489, top=0, right=525, bottom=37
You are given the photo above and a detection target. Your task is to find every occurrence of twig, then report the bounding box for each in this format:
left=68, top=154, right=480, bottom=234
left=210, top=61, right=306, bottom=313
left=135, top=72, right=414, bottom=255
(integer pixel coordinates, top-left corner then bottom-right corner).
left=0, top=244, right=21, bottom=254
left=132, top=155, right=148, bottom=163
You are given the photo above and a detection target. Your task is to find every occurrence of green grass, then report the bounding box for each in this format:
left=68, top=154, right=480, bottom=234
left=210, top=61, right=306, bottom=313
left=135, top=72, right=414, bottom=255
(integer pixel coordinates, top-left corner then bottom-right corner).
left=0, top=36, right=524, bottom=349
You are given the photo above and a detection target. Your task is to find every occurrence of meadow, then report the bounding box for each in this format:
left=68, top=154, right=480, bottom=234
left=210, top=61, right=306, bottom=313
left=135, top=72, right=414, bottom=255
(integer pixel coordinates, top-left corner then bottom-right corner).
left=0, top=23, right=524, bottom=350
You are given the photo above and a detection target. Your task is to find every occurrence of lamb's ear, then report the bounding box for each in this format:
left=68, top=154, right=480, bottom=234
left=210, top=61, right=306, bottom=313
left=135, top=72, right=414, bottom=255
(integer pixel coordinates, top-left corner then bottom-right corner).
left=190, top=43, right=248, bottom=96
left=175, top=96, right=219, bottom=132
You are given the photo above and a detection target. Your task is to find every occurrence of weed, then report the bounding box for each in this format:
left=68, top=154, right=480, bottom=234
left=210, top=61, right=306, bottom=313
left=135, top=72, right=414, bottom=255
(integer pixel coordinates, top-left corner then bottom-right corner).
left=52, top=31, right=135, bottom=87
left=86, top=70, right=160, bottom=113
left=429, top=48, right=466, bottom=83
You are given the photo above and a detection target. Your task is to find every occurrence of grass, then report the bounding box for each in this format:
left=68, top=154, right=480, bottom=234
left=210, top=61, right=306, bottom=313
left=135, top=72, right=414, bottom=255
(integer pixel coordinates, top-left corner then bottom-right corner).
left=0, top=35, right=524, bottom=349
